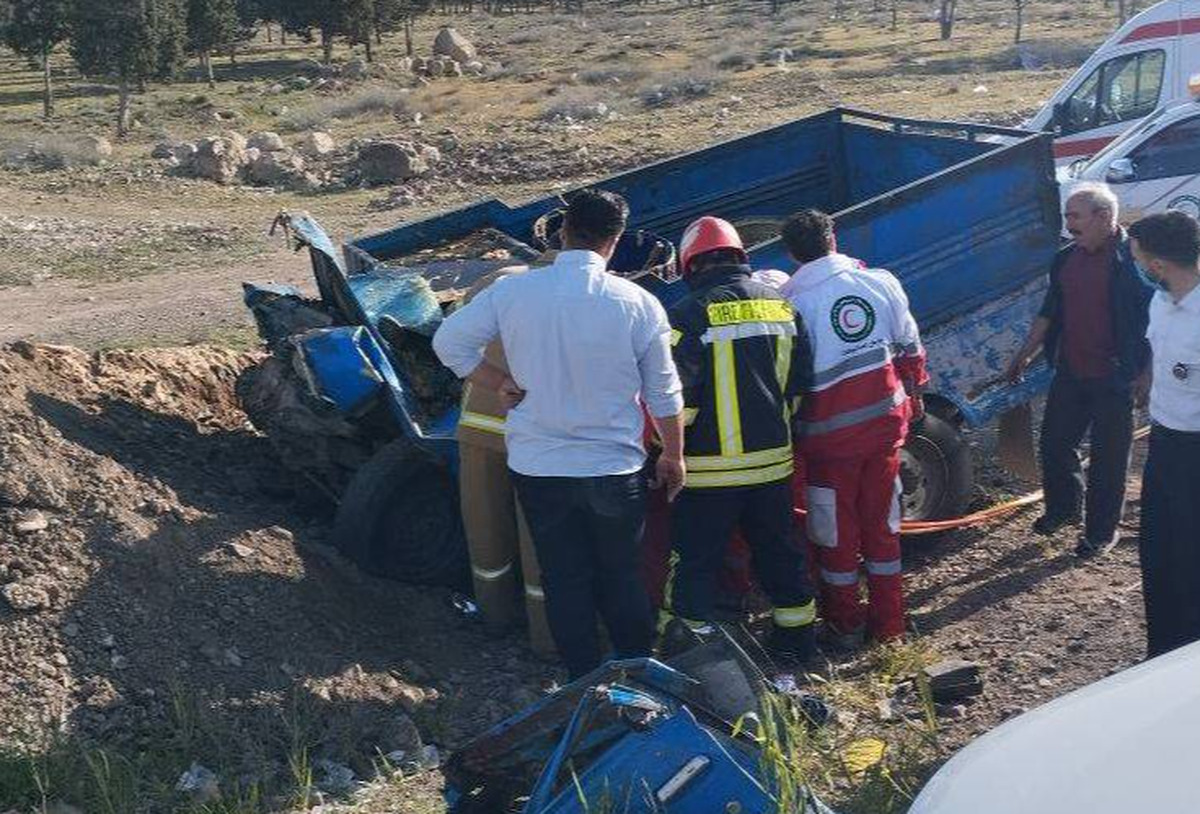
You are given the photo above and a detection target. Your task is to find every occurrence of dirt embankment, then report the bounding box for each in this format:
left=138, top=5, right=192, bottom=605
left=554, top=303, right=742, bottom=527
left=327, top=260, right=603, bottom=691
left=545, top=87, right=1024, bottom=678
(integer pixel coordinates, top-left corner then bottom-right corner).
left=0, top=342, right=549, bottom=810
left=0, top=339, right=1153, bottom=813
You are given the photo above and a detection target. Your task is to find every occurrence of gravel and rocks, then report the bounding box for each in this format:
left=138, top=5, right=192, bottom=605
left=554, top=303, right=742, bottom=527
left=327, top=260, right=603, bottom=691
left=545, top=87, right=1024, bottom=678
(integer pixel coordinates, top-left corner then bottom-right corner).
left=433, top=27, right=478, bottom=64
left=0, top=341, right=552, bottom=786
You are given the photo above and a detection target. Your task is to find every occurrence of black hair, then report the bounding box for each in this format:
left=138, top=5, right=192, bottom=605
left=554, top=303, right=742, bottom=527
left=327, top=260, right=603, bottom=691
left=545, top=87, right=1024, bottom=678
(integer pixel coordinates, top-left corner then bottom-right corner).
left=690, top=247, right=746, bottom=273
left=562, top=189, right=629, bottom=249
left=1129, top=211, right=1200, bottom=268
left=781, top=209, right=836, bottom=264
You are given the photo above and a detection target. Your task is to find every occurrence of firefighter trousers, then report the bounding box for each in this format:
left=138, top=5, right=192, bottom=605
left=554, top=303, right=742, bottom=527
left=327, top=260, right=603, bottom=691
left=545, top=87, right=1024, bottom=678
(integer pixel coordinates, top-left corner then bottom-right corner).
left=804, top=451, right=905, bottom=641
left=669, top=479, right=815, bottom=628
left=458, top=442, right=554, bottom=655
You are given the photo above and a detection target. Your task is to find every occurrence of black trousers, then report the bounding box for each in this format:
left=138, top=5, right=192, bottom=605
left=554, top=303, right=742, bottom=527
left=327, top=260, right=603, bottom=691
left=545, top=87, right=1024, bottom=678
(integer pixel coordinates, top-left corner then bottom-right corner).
left=510, top=470, right=653, bottom=680
left=670, top=479, right=814, bottom=624
left=1139, top=425, right=1200, bottom=659
left=1040, top=371, right=1134, bottom=545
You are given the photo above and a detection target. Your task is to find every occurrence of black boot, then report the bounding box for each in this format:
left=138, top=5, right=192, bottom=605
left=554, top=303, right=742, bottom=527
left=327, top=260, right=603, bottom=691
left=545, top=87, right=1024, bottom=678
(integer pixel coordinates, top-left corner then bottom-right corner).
left=765, top=623, right=817, bottom=667
left=657, top=617, right=716, bottom=662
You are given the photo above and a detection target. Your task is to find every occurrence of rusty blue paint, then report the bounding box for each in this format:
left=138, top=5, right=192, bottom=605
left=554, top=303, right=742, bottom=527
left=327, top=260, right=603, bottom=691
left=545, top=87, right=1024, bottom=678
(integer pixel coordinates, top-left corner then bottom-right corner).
left=287, top=109, right=1063, bottom=466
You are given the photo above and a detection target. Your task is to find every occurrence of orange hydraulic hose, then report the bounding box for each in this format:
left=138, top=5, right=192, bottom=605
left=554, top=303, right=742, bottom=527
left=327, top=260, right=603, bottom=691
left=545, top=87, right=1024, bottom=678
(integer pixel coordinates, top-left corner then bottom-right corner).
left=792, top=425, right=1152, bottom=537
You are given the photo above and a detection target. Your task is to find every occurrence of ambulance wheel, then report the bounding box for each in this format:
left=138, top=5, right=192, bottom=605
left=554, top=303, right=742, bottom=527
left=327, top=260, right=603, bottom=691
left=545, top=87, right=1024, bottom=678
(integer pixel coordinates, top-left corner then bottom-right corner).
left=333, top=439, right=468, bottom=587
left=899, top=414, right=973, bottom=521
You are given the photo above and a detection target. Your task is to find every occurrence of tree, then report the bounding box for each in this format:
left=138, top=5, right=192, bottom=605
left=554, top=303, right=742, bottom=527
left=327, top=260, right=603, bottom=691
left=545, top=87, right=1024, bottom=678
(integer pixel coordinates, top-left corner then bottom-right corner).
left=1013, top=0, right=1027, bottom=43
left=375, top=0, right=431, bottom=56
left=342, top=0, right=374, bottom=61
left=155, top=0, right=187, bottom=80
left=4, top=0, right=71, bottom=118
left=938, top=0, right=957, bottom=39
left=187, top=0, right=237, bottom=85
left=282, top=0, right=345, bottom=64
left=71, top=0, right=179, bottom=135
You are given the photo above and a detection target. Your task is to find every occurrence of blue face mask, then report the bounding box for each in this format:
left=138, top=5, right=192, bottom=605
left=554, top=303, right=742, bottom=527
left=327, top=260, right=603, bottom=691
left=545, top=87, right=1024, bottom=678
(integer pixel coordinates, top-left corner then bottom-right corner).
left=1135, top=261, right=1170, bottom=293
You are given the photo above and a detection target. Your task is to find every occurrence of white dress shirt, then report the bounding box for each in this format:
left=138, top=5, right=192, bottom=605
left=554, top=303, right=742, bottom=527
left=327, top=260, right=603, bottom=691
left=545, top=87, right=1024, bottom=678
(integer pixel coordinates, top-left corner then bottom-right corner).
left=433, top=249, right=683, bottom=477
left=1147, top=282, right=1200, bottom=432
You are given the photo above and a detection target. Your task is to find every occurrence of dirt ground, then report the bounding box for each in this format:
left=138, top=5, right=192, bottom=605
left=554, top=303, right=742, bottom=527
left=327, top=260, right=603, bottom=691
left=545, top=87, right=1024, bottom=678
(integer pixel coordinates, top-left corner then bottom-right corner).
left=0, top=0, right=1113, bottom=348
left=0, top=0, right=1156, bottom=812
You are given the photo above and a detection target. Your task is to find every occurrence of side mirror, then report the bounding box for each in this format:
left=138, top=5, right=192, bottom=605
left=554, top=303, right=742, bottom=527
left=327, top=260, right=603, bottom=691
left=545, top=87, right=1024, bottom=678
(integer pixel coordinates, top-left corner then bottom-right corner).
left=1106, top=158, right=1136, bottom=184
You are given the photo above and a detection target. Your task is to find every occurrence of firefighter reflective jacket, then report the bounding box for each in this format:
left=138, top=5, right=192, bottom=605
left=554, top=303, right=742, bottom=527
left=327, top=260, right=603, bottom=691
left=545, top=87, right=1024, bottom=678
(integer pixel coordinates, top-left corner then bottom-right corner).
left=668, top=263, right=811, bottom=489
left=456, top=265, right=529, bottom=452
left=780, top=252, right=929, bottom=460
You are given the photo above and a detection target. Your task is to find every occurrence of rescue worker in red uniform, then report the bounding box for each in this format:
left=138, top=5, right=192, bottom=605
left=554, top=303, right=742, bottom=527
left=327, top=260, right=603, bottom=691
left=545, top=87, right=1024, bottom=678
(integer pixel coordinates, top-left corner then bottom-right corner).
left=663, top=216, right=818, bottom=664
left=779, top=210, right=928, bottom=647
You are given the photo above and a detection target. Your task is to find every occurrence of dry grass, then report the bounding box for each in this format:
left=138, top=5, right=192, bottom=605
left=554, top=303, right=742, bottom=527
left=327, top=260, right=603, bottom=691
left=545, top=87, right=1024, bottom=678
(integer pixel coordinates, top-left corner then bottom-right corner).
left=282, top=86, right=411, bottom=132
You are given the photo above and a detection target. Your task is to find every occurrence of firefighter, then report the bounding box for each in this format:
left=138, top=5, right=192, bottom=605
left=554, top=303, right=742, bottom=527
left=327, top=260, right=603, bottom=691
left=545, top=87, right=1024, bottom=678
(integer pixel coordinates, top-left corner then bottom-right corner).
left=779, top=209, right=928, bottom=647
left=456, top=265, right=555, bottom=656
left=663, top=216, right=818, bottom=664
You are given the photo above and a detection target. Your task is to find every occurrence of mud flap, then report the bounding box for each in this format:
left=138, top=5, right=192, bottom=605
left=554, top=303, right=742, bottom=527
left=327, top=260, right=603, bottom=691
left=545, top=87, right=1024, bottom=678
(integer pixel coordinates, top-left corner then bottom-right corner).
left=997, top=402, right=1039, bottom=482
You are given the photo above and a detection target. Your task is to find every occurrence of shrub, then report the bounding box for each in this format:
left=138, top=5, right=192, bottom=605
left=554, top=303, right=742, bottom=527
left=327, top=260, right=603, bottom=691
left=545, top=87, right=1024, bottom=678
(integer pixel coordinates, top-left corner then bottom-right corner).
left=541, top=89, right=614, bottom=122
left=713, top=50, right=755, bottom=71
left=639, top=71, right=721, bottom=108
left=578, top=67, right=646, bottom=86
left=282, top=86, right=409, bottom=131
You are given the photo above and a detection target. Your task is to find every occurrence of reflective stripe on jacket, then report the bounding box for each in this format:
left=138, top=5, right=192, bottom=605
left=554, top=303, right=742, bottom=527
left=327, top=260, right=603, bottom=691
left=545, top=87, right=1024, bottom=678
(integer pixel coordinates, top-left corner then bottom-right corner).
left=454, top=266, right=529, bottom=452
left=668, top=264, right=811, bottom=488
left=781, top=253, right=928, bottom=460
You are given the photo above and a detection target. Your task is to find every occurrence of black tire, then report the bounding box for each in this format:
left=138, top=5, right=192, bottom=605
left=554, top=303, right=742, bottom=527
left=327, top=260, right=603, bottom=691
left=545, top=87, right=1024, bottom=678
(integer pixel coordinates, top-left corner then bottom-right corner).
left=899, top=414, right=974, bottom=521
left=333, top=439, right=468, bottom=587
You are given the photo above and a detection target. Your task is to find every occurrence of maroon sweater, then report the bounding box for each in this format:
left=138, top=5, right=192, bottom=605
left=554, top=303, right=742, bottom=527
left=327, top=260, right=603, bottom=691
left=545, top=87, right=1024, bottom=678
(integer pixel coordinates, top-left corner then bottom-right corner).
left=1059, top=240, right=1117, bottom=380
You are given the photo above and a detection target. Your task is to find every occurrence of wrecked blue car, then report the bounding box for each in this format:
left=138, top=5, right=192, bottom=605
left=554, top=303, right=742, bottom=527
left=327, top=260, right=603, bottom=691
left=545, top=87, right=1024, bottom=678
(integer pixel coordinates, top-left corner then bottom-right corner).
left=238, top=107, right=1061, bottom=587
left=444, top=635, right=837, bottom=814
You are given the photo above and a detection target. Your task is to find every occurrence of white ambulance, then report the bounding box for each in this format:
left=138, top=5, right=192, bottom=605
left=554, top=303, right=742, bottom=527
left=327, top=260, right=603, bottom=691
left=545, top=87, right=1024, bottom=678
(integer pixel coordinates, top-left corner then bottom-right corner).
left=1061, top=92, right=1200, bottom=222
left=1025, top=0, right=1200, bottom=165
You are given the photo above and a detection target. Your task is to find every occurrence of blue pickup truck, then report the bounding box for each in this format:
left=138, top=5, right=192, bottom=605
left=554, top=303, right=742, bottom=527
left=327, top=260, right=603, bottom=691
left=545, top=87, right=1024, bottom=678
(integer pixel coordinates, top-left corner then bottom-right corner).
left=240, top=107, right=1061, bottom=586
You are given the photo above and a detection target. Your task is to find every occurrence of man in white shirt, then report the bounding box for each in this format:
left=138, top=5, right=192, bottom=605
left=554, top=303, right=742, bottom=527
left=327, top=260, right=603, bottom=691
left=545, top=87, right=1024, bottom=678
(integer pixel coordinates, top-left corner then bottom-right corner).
left=1128, top=211, right=1200, bottom=658
left=433, top=190, right=686, bottom=679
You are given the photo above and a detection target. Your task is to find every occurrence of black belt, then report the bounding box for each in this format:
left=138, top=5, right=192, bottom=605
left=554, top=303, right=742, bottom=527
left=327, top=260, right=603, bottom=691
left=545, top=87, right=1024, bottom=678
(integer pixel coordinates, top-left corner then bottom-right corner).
left=1151, top=423, right=1200, bottom=441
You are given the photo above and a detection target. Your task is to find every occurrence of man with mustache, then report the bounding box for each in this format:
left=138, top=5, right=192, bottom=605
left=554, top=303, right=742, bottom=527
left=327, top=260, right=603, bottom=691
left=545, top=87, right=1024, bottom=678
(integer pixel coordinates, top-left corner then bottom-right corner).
left=1007, top=184, right=1153, bottom=558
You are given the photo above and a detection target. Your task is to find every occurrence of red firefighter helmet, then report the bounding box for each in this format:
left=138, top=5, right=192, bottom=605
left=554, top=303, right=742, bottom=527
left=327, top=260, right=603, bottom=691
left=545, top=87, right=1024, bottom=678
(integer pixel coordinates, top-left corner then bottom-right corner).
left=679, top=216, right=746, bottom=275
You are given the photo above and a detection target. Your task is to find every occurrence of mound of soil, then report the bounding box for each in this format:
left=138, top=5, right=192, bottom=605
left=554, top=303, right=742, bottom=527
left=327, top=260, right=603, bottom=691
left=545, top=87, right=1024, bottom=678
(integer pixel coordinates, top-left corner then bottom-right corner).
left=0, top=342, right=549, bottom=801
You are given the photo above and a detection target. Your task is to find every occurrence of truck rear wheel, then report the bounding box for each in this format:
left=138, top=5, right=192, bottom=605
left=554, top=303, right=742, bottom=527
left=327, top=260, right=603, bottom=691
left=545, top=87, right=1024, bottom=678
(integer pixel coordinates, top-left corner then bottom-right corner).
left=899, top=414, right=973, bottom=521
left=333, top=439, right=468, bottom=587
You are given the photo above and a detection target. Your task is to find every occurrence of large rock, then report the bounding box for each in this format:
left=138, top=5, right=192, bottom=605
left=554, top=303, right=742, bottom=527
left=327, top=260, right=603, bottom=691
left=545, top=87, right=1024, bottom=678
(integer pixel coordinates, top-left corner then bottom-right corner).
left=248, top=131, right=286, bottom=152
left=344, top=57, right=369, bottom=80
left=191, top=134, right=248, bottom=184
left=433, top=27, right=477, bottom=64
left=173, top=142, right=198, bottom=165
left=296, top=58, right=324, bottom=76
left=76, top=135, right=113, bottom=165
left=357, top=141, right=429, bottom=185
left=299, top=131, right=337, bottom=157
left=247, top=150, right=318, bottom=191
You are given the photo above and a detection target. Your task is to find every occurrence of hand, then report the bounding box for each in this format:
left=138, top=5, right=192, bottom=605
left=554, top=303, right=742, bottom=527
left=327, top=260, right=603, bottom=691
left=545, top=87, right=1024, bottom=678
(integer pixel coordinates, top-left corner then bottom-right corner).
left=910, top=393, right=926, bottom=422
left=498, top=376, right=526, bottom=410
left=1006, top=353, right=1030, bottom=384
left=651, top=454, right=686, bottom=502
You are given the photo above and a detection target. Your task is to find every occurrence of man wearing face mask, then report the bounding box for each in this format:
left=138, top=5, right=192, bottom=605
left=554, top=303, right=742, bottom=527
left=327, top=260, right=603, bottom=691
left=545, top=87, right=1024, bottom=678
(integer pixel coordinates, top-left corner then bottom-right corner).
left=1007, top=184, right=1153, bottom=558
left=1127, top=211, right=1200, bottom=657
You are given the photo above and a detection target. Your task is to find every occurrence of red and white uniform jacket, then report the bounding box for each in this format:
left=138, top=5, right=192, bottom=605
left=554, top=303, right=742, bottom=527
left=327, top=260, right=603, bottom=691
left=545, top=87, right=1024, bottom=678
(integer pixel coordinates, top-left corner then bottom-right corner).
left=780, top=253, right=928, bottom=460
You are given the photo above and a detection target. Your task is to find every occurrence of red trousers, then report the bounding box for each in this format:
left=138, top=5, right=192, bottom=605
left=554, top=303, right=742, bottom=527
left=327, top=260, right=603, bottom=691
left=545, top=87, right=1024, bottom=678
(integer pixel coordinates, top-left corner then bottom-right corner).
left=801, top=450, right=905, bottom=640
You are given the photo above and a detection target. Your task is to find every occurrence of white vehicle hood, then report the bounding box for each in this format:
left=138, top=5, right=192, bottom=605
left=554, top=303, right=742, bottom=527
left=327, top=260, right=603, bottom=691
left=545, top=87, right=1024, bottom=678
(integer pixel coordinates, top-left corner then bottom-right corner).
left=909, top=641, right=1200, bottom=814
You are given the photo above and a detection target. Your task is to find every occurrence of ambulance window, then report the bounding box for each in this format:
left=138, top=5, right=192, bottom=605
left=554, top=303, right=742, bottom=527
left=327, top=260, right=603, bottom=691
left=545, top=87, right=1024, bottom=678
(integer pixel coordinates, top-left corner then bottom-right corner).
left=1129, top=116, right=1200, bottom=181
left=1062, top=50, right=1165, bottom=134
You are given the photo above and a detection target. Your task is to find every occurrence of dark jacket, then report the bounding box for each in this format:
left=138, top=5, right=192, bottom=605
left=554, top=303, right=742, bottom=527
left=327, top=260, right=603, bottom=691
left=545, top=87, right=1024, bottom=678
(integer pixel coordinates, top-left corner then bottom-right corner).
left=668, top=264, right=811, bottom=489
left=1038, top=230, right=1153, bottom=387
